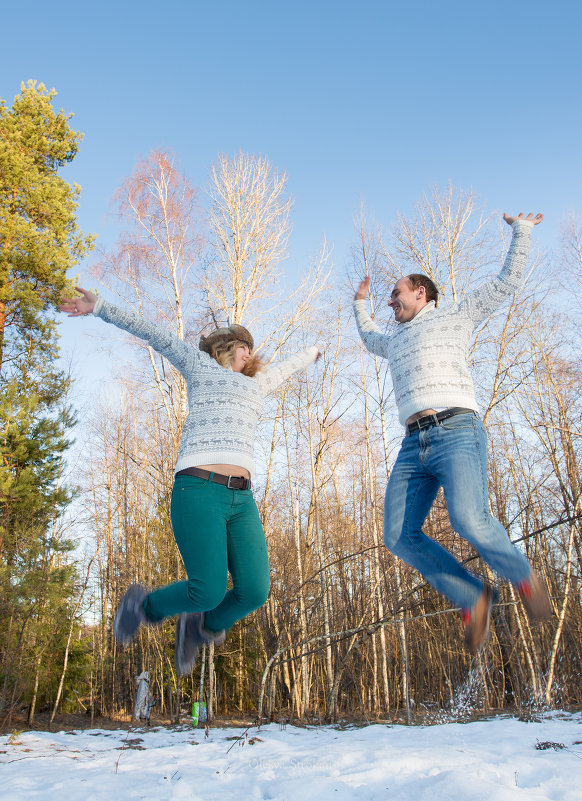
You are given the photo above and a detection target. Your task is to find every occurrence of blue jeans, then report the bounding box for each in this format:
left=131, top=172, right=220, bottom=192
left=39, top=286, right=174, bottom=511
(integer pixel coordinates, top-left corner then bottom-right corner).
left=384, top=412, right=531, bottom=610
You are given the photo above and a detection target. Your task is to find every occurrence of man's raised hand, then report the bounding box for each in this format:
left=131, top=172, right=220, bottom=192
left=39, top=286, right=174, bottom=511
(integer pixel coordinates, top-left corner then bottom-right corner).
left=503, top=212, right=544, bottom=226
left=354, top=276, right=371, bottom=300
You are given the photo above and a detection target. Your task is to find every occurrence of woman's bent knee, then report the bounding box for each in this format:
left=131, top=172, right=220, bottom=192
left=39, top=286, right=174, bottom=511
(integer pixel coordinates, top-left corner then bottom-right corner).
left=186, top=579, right=226, bottom=611
left=238, top=580, right=270, bottom=614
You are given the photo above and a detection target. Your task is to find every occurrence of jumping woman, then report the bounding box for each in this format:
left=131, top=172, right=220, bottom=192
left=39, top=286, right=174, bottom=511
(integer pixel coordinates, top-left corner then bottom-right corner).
left=60, top=288, right=319, bottom=675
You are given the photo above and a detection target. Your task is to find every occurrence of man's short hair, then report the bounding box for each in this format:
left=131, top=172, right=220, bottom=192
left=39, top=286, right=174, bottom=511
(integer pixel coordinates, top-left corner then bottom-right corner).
left=406, top=273, right=439, bottom=305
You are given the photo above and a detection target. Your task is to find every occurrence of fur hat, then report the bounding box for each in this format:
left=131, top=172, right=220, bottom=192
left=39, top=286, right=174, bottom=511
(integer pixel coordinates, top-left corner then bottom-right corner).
left=199, top=324, right=254, bottom=355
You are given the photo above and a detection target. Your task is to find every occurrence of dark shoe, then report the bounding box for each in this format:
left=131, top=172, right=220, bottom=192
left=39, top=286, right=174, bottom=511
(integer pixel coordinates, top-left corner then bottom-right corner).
left=518, top=571, right=552, bottom=621
left=114, top=584, right=148, bottom=645
left=463, top=585, right=493, bottom=654
left=175, top=613, right=203, bottom=677
left=175, top=613, right=226, bottom=677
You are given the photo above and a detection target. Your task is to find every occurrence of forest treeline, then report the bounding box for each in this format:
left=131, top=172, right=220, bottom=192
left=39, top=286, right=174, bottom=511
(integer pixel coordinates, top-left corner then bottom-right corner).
left=1, top=82, right=581, bottom=728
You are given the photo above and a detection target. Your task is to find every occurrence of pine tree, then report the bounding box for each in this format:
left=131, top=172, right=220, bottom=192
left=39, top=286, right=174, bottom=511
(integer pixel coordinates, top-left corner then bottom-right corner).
left=0, top=80, right=94, bottom=371
left=0, top=81, right=93, bottom=714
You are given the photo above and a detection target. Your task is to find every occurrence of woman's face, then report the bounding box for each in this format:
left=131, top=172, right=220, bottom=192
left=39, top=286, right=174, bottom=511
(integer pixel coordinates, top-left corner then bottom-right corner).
left=231, top=343, right=251, bottom=373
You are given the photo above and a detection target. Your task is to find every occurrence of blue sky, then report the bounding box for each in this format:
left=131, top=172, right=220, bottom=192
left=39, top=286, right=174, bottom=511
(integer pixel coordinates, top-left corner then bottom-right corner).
left=2, top=0, right=580, bottom=381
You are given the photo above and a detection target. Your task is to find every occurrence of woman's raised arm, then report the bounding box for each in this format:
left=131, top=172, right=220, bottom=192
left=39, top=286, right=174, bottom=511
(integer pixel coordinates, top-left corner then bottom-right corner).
left=59, top=287, right=198, bottom=374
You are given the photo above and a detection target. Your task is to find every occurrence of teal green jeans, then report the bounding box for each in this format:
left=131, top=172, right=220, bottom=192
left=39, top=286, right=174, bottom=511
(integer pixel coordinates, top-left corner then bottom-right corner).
left=142, top=474, right=270, bottom=633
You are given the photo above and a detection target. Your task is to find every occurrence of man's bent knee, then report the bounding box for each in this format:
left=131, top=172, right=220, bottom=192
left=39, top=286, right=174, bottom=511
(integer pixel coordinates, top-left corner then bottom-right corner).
left=383, top=512, right=406, bottom=550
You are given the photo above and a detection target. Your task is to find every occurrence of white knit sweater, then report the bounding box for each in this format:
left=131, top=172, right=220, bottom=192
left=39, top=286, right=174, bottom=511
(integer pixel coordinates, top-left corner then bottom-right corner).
left=93, top=298, right=318, bottom=477
left=353, top=219, right=534, bottom=425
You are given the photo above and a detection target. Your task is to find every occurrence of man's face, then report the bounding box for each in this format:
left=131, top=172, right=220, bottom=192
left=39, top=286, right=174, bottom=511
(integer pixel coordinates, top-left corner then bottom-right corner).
left=389, top=278, right=427, bottom=323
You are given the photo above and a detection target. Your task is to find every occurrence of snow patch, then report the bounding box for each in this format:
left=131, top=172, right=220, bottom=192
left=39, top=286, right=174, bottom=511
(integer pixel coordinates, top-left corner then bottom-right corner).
left=1, top=713, right=581, bottom=801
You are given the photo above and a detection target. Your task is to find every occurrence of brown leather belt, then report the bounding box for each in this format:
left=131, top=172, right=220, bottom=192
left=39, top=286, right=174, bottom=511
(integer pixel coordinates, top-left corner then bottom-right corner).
left=175, top=466, right=252, bottom=490
left=406, top=407, right=475, bottom=434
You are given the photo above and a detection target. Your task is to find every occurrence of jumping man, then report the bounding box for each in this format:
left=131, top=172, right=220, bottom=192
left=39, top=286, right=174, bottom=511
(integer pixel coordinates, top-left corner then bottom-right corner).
left=353, top=212, right=551, bottom=653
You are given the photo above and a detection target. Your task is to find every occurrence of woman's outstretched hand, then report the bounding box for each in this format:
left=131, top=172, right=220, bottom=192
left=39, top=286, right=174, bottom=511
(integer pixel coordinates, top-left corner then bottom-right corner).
left=503, top=212, right=544, bottom=226
left=59, top=287, right=98, bottom=316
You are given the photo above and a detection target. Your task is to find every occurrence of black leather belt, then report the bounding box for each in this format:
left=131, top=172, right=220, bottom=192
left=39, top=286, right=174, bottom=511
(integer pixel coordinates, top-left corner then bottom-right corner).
left=175, top=467, right=252, bottom=490
left=406, top=407, right=475, bottom=434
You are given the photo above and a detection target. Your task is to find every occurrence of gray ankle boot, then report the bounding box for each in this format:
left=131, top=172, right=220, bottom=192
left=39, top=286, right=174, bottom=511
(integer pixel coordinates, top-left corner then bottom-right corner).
left=113, top=584, right=149, bottom=646
left=175, top=613, right=225, bottom=677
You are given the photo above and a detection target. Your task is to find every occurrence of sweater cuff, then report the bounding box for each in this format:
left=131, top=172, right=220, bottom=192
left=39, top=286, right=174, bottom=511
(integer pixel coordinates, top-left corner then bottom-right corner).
left=307, top=345, right=320, bottom=362
left=512, top=219, right=534, bottom=230
left=92, top=296, right=104, bottom=316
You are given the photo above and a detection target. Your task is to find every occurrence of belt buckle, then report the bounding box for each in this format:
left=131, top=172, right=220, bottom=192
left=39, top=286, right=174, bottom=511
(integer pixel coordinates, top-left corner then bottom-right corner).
left=418, top=413, right=438, bottom=430
left=226, top=475, right=250, bottom=490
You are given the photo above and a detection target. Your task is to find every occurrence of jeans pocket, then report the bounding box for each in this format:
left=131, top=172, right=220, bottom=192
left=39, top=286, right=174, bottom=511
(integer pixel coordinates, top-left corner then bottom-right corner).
left=174, top=475, right=209, bottom=490
left=438, top=412, right=476, bottom=431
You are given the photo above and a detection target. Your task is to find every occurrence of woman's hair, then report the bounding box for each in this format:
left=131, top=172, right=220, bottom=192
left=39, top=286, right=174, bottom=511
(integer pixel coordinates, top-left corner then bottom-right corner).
left=199, top=325, right=263, bottom=377
left=406, top=273, right=439, bottom=305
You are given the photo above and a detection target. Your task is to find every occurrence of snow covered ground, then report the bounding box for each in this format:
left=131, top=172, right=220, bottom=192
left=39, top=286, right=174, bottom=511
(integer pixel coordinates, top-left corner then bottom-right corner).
left=2, top=713, right=581, bottom=800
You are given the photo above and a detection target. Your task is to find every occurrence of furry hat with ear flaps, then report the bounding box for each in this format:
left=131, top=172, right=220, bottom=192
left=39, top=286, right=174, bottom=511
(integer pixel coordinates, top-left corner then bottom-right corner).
left=198, top=324, right=254, bottom=355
